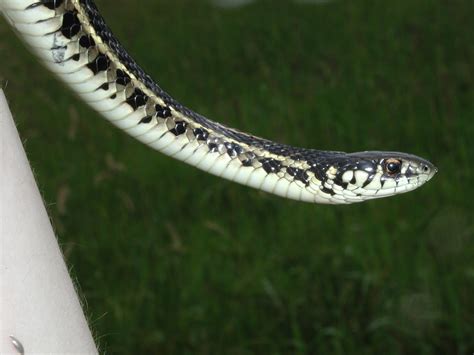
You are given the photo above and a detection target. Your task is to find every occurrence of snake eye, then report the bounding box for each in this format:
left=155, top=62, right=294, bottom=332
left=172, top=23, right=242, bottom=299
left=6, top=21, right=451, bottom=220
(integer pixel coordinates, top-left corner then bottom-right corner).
left=385, top=159, right=401, bottom=175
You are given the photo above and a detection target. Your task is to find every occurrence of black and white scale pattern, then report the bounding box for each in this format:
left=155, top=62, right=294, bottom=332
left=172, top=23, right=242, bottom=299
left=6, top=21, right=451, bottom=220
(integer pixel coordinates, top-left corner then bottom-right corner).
left=0, top=0, right=436, bottom=204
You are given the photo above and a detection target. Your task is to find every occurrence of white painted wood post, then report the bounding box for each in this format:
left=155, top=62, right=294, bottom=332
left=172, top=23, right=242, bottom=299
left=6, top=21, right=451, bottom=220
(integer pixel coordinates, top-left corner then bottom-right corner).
left=0, top=89, right=98, bottom=354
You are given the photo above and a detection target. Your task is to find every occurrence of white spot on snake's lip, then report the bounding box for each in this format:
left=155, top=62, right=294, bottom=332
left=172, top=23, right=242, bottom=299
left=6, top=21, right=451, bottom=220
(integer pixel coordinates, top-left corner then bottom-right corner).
left=354, top=170, right=369, bottom=186
left=396, top=175, right=408, bottom=186
left=363, top=173, right=382, bottom=190
left=342, top=170, right=353, bottom=183
left=382, top=179, right=396, bottom=189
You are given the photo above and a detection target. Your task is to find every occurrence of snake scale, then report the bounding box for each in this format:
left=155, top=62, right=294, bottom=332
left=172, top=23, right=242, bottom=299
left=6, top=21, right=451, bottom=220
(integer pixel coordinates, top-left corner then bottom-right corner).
left=1, top=0, right=437, bottom=204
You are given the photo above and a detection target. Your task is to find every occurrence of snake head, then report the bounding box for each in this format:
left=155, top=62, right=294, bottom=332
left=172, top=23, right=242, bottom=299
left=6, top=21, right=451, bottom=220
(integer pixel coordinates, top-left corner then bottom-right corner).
left=329, top=151, right=437, bottom=202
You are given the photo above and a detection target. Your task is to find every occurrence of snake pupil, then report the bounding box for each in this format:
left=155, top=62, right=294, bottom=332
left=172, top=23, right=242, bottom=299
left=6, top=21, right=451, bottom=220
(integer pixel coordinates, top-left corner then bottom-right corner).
left=385, top=159, right=401, bottom=174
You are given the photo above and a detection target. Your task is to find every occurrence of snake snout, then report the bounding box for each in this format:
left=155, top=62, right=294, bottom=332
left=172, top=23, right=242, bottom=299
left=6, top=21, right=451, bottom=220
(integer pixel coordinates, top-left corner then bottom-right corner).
left=422, top=162, right=438, bottom=180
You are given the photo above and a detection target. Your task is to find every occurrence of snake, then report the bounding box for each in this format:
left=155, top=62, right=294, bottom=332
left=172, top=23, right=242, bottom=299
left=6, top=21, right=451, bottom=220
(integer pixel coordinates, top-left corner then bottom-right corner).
left=1, top=0, right=437, bottom=204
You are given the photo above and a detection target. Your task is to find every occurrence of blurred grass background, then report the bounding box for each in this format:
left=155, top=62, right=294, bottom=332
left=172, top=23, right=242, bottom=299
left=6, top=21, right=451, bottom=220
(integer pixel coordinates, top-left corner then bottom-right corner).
left=1, top=0, right=473, bottom=353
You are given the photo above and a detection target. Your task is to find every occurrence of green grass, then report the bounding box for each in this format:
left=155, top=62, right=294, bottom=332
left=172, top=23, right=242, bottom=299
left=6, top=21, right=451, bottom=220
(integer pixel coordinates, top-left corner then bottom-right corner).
left=1, top=0, right=473, bottom=353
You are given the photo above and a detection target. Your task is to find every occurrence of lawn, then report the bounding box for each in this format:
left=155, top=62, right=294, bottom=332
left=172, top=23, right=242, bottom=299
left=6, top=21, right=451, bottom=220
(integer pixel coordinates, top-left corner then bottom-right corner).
left=1, top=0, right=473, bottom=353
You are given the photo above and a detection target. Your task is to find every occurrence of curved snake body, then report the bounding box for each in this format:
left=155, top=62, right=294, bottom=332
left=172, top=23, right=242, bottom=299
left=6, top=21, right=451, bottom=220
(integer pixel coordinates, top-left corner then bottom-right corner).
left=0, top=0, right=437, bottom=204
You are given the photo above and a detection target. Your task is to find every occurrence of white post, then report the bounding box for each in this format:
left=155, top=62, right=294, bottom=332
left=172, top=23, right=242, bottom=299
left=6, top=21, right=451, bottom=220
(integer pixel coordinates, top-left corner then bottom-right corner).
left=0, top=89, right=98, bottom=354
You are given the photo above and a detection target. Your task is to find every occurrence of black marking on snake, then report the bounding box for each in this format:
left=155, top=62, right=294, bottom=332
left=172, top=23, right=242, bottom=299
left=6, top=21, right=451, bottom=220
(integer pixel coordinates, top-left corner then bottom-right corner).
left=225, top=142, right=243, bottom=158
left=286, top=167, right=298, bottom=177
left=170, top=121, right=187, bottom=136
left=193, top=128, right=209, bottom=141
left=297, top=170, right=310, bottom=186
left=362, top=174, right=375, bottom=188
left=208, top=143, right=218, bottom=153
left=241, top=158, right=253, bottom=167
left=110, top=93, right=117, bottom=99
left=139, top=115, right=153, bottom=124
left=61, top=11, right=81, bottom=39
left=87, top=53, right=110, bottom=74
left=79, top=35, right=95, bottom=48
left=115, top=69, right=131, bottom=86
left=333, top=173, right=343, bottom=186
left=286, top=167, right=310, bottom=186
left=320, top=186, right=336, bottom=196
left=259, top=158, right=282, bottom=174
left=240, top=152, right=256, bottom=167
left=356, top=160, right=376, bottom=174
left=155, top=104, right=171, bottom=118
left=100, top=83, right=109, bottom=90
left=309, top=164, right=328, bottom=184
left=126, top=88, right=148, bottom=109
left=350, top=176, right=356, bottom=185
left=72, top=53, right=80, bottom=61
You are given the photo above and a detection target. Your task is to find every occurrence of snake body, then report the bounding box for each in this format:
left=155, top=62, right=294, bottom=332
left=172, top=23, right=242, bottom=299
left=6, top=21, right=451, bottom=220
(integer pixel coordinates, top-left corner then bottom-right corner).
left=1, top=0, right=437, bottom=204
